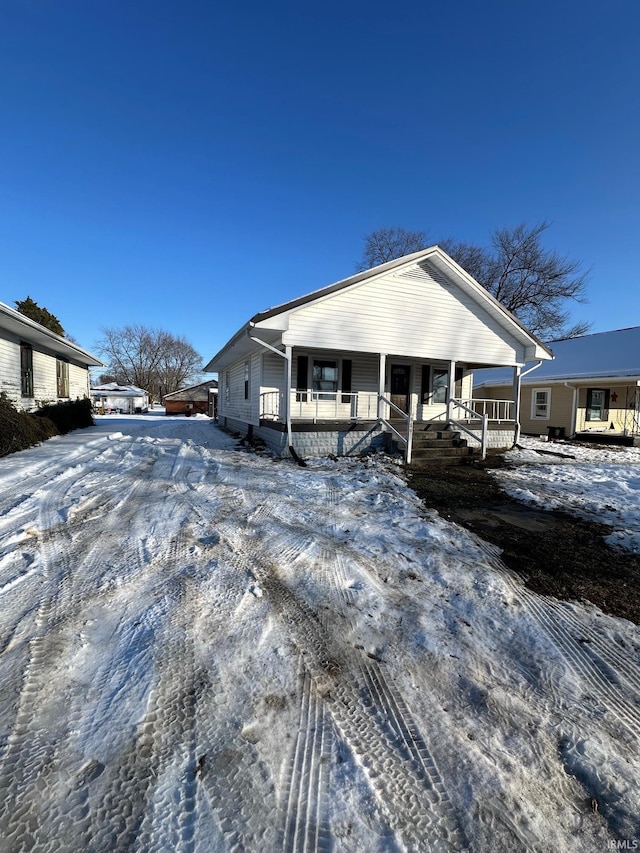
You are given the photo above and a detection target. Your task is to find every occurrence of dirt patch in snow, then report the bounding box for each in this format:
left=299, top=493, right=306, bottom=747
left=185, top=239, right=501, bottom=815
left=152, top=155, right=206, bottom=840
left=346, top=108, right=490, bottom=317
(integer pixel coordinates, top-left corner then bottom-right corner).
left=408, top=458, right=640, bottom=626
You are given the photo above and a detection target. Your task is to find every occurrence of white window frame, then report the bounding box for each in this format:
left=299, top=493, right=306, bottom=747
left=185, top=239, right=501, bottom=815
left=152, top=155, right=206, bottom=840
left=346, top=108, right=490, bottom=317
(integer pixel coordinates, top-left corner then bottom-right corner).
left=531, top=387, right=551, bottom=420
left=312, top=358, right=338, bottom=400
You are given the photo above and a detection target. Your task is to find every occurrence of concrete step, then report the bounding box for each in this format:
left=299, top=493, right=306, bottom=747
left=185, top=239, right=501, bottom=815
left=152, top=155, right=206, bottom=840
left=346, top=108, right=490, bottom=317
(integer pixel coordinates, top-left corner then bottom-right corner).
left=411, top=435, right=466, bottom=449
left=411, top=446, right=474, bottom=460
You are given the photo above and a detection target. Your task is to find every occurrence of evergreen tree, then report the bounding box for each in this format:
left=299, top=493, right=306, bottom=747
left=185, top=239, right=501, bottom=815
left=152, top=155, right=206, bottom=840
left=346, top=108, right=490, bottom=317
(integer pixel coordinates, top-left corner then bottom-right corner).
left=15, top=297, right=66, bottom=337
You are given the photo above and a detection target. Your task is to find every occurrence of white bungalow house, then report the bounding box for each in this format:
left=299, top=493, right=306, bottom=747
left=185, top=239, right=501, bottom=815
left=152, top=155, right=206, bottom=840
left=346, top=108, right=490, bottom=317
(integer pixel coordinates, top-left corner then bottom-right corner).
left=473, top=326, right=640, bottom=445
left=90, top=383, right=150, bottom=414
left=0, top=300, right=103, bottom=410
left=204, top=247, right=553, bottom=462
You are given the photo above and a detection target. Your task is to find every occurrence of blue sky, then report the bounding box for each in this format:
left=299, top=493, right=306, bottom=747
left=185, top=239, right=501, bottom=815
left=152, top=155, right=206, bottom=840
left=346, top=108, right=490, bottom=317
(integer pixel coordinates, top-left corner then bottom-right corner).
left=1, top=0, right=639, bottom=373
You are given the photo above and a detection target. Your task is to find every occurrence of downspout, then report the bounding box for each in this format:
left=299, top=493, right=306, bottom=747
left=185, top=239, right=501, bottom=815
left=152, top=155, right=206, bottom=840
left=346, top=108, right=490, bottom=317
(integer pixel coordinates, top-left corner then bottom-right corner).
left=247, top=325, right=305, bottom=466
left=514, top=360, right=543, bottom=445
left=563, top=381, right=578, bottom=438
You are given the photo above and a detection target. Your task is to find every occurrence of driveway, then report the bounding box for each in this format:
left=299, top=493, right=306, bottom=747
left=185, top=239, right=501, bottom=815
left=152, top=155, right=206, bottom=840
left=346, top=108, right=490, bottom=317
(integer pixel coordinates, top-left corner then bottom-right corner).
left=0, top=413, right=638, bottom=851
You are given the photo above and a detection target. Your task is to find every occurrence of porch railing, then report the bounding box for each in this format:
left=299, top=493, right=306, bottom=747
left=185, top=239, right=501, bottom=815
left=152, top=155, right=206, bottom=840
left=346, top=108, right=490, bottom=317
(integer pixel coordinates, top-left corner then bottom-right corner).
left=261, top=390, right=379, bottom=422
left=258, top=390, right=514, bottom=463
left=379, top=396, right=413, bottom=465
left=458, top=398, right=513, bottom=422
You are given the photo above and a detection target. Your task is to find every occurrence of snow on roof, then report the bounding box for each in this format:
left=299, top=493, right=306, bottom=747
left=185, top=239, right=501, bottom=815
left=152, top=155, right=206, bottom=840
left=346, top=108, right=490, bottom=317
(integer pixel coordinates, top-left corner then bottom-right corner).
left=474, top=325, right=640, bottom=388
left=90, top=383, right=148, bottom=396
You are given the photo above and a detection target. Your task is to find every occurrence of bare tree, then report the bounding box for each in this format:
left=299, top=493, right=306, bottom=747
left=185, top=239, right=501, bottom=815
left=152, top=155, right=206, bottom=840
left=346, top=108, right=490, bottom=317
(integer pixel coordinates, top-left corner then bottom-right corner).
left=357, top=227, right=429, bottom=271
left=95, top=325, right=202, bottom=400
left=359, top=222, right=590, bottom=341
left=441, top=223, right=590, bottom=340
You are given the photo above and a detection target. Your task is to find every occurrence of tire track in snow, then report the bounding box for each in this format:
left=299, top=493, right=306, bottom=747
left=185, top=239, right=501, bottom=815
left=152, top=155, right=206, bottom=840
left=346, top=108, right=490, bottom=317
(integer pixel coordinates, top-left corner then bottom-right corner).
left=254, top=563, right=464, bottom=852
left=225, top=472, right=468, bottom=850
left=216, top=489, right=335, bottom=853
left=544, top=598, right=640, bottom=696
left=473, top=537, right=640, bottom=740
left=278, top=660, right=332, bottom=853
left=0, top=433, right=217, bottom=851
left=324, top=479, right=468, bottom=850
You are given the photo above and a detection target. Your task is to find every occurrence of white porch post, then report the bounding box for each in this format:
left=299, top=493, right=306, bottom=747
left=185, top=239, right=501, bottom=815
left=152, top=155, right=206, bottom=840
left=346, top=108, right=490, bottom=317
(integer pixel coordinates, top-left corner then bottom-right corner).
left=446, top=360, right=456, bottom=421
left=378, top=353, right=387, bottom=419
left=284, top=344, right=292, bottom=439
left=512, top=366, right=522, bottom=445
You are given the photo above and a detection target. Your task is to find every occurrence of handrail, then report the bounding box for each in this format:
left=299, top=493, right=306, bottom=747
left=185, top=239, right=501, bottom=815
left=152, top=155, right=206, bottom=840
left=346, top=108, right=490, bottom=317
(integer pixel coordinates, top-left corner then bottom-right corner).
left=378, top=395, right=413, bottom=464
left=448, top=399, right=488, bottom=459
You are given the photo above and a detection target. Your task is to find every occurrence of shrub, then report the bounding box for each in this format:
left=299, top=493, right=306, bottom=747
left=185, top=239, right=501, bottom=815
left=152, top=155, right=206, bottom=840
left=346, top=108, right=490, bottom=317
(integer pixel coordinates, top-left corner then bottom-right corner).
left=0, top=395, right=59, bottom=458
left=35, top=398, right=94, bottom=434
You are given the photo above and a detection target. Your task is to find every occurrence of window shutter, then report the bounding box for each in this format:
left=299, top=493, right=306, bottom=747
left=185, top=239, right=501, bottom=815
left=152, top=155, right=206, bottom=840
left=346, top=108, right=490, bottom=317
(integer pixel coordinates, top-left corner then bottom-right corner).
left=296, top=355, right=308, bottom=402
left=603, top=389, right=610, bottom=421
left=421, top=365, right=430, bottom=404
left=341, top=359, right=352, bottom=404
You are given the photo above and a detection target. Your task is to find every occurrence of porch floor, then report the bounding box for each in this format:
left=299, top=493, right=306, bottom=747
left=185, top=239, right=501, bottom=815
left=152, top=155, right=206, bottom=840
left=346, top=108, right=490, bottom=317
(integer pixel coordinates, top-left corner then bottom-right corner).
left=573, top=431, right=640, bottom=447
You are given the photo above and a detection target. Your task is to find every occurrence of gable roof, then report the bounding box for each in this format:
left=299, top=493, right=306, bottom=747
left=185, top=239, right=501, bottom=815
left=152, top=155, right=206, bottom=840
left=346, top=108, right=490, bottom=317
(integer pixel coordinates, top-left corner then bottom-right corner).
left=163, top=380, right=218, bottom=400
left=205, top=246, right=552, bottom=372
left=0, top=301, right=103, bottom=367
left=474, top=326, right=640, bottom=388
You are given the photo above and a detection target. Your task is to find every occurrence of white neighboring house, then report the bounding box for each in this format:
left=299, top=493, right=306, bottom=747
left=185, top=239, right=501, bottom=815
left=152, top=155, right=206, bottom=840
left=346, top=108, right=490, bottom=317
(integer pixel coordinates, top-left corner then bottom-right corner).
left=204, top=247, right=553, bottom=461
left=0, top=300, right=103, bottom=410
left=90, top=383, right=150, bottom=414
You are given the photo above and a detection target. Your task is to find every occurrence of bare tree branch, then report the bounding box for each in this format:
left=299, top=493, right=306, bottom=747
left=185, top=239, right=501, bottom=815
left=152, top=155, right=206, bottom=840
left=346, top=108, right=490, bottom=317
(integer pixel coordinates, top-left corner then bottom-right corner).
left=357, top=223, right=590, bottom=340
left=95, top=326, right=203, bottom=401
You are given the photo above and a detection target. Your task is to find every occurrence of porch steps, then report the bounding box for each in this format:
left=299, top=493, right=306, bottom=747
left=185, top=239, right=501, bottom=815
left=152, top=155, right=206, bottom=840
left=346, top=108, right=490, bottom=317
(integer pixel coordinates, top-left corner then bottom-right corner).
left=393, top=422, right=478, bottom=467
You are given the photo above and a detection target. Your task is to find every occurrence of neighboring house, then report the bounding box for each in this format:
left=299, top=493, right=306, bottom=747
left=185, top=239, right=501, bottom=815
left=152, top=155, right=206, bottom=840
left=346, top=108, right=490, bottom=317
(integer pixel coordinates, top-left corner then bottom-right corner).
left=90, top=383, right=149, bottom=414
left=0, top=300, right=103, bottom=410
left=204, top=247, right=552, bottom=461
left=163, top=381, right=218, bottom=417
left=473, top=326, right=640, bottom=445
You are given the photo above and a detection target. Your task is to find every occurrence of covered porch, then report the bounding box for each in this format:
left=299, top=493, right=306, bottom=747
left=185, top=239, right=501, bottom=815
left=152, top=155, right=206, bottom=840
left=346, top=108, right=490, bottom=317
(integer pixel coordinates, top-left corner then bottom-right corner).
left=257, top=348, right=521, bottom=462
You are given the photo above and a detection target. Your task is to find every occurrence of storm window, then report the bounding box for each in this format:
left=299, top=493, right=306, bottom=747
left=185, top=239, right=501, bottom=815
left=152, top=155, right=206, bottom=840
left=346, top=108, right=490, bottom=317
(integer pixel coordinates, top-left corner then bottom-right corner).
left=531, top=388, right=550, bottom=420
left=312, top=360, right=338, bottom=399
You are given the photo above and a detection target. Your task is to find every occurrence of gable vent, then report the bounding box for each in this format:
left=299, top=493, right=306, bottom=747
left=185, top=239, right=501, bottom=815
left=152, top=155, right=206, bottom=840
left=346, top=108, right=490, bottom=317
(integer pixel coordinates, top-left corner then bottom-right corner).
left=395, top=261, right=454, bottom=288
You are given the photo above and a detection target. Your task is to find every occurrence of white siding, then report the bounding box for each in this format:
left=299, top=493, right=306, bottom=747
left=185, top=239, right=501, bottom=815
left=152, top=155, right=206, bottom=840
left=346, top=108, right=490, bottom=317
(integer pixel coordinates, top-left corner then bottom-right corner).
left=0, top=321, right=94, bottom=411
left=32, top=350, right=57, bottom=405
left=220, top=355, right=261, bottom=426
left=262, top=352, right=284, bottom=392
left=281, top=260, right=525, bottom=365
left=0, top=337, right=21, bottom=403
left=69, top=363, right=90, bottom=400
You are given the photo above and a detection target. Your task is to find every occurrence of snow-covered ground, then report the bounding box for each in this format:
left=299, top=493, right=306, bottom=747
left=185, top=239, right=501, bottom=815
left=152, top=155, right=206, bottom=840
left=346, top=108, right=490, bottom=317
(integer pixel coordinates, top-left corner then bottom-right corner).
left=500, top=437, right=640, bottom=553
left=0, top=414, right=639, bottom=852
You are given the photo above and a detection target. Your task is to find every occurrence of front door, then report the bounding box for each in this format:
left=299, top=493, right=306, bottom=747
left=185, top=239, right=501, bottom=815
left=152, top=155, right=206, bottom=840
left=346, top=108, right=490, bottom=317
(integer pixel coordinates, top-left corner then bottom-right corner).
left=390, top=364, right=411, bottom=416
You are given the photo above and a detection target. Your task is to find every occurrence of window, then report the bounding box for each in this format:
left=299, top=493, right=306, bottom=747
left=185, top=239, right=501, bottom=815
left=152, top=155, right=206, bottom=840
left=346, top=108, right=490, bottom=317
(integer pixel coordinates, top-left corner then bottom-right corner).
left=312, top=360, right=338, bottom=399
left=56, top=359, right=69, bottom=398
left=586, top=388, right=609, bottom=422
left=531, top=388, right=550, bottom=420
left=20, top=344, right=33, bottom=396
left=244, top=360, right=250, bottom=400
left=225, top=371, right=230, bottom=403
left=432, top=368, right=449, bottom=404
